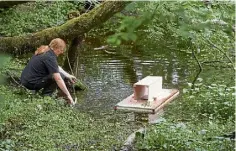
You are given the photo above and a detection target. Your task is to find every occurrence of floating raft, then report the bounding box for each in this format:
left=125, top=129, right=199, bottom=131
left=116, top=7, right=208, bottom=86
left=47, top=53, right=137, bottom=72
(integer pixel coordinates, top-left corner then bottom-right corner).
left=114, top=76, right=179, bottom=114
left=114, top=89, right=179, bottom=114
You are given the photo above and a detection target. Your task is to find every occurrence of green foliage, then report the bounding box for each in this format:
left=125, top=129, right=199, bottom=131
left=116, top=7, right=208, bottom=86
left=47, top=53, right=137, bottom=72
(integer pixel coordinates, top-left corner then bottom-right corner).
left=106, top=15, right=142, bottom=45
left=126, top=3, right=235, bottom=146
left=0, top=55, right=11, bottom=70
left=139, top=1, right=234, bottom=41
left=167, top=82, right=235, bottom=122
left=135, top=120, right=234, bottom=151
left=0, top=54, right=11, bottom=84
left=0, top=56, right=137, bottom=150
left=0, top=54, right=10, bottom=105
left=107, top=3, right=155, bottom=45
left=105, top=1, right=234, bottom=68
left=0, top=1, right=235, bottom=150
left=134, top=80, right=235, bottom=150
left=74, top=80, right=88, bottom=90
left=0, top=84, right=139, bottom=150
left=0, top=1, right=77, bottom=36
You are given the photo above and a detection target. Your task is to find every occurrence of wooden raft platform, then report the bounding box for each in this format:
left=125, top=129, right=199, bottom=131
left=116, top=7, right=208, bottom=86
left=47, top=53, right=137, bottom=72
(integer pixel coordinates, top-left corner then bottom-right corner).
left=114, top=89, right=179, bottom=114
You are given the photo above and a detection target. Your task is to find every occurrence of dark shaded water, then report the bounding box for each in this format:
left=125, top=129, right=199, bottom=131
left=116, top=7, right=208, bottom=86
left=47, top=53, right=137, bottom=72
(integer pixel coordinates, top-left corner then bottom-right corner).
left=73, top=36, right=194, bottom=114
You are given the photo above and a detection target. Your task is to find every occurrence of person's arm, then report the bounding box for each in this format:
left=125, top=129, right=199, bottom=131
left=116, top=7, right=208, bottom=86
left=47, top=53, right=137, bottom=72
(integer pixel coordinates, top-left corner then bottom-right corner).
left=53, top=73, right=74, bottom=104
left=58, top=66, right=77, bottom=83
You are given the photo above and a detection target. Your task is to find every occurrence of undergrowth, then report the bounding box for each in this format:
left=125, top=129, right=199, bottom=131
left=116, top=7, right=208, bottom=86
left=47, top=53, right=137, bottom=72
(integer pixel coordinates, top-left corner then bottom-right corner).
left=0, top=59, right=138, bottom=151
left=134, top=80, right=235, bottom=151
left=0, top=84, right=139, bottom=151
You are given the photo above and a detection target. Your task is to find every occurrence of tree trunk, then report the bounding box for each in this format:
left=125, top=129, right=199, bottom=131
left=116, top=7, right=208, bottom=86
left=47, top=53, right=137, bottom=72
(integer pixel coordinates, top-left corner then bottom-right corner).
left=63, top=35, right=84, bottom=71
left=0, top=1, right=131, bottom=55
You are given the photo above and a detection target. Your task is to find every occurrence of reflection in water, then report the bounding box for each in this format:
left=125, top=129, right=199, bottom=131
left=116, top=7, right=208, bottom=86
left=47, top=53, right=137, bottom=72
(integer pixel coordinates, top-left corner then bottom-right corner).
left=74, top=37, right=191, bottom=114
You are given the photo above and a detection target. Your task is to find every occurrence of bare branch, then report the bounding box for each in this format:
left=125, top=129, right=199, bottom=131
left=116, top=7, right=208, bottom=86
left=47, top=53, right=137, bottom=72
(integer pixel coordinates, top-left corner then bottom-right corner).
left=191, top=48, right=203, bottom=89
left=205, top=39, right=235, bottom=69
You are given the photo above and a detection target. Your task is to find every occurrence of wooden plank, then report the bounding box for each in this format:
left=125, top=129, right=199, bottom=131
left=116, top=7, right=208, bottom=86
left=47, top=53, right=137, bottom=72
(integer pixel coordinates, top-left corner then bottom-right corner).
left=154, top=91, right=179, bottom=113
left=115, top=89, right=179, bottom=114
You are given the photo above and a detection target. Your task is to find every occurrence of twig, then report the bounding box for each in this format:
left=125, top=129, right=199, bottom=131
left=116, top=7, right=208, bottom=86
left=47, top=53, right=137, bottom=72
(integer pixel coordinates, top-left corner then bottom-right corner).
left=120, top=127, right=145, bottom=151
left=75, top=57, right=79, bottom=77
left=66, top=52, right=75, bottom=76
left=205, top=39, right=235, bottom=69
left=66, top=53, right=77, bottom=101
left=94, top=45, right=116, bottom=54
left=6, top=70, right=21, bottom=86
left=202, top=60, right=224, bottom=64
left=94, top=45, right=108, bottom=50
left=191, top=48, right=203, bottom=89
left=104, top=50, right=116, bottom=54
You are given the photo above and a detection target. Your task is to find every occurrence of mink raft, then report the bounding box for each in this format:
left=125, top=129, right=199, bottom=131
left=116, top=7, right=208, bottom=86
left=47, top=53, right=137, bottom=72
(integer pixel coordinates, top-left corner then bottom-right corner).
left=114, top=76, right=179, bottom=114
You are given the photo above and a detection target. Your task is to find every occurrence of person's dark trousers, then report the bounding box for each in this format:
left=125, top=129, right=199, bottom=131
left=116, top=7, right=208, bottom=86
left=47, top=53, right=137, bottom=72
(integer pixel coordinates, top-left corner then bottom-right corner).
left=40, top=73, right=68, bottom=96
left=21, top=73, right=72, bottom=96
left=24, top=73, right=68, bottom=96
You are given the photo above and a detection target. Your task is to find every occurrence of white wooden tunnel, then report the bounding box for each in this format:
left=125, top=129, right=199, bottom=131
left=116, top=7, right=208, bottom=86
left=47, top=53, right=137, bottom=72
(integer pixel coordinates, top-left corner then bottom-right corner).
left=114, top=76, right=179, bottom=114
left=133, top=76, right=162, bottom=102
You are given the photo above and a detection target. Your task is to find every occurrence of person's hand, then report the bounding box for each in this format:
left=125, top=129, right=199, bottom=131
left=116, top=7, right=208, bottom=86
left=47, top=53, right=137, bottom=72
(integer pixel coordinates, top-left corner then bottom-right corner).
left=67, top=75, right=77, bottom=84
left=67, top=95, right=76, bottom=106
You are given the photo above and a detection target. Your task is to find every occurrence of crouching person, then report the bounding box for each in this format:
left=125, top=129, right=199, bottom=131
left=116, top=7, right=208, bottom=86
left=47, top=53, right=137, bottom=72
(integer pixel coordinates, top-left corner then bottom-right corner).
left=20, top=38, right=76, bottom=105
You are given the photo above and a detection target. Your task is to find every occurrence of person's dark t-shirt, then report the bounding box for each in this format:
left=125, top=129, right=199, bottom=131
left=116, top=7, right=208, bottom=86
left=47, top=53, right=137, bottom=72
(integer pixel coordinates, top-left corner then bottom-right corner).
left=20, top=49, right=59, bottom=87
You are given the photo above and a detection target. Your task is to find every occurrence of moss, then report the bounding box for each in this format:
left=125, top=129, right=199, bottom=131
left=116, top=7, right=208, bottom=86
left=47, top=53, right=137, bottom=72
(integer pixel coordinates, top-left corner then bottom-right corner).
left=0, top=1, right=131, bottom=55
left=74, top=80, right=88, bottom=91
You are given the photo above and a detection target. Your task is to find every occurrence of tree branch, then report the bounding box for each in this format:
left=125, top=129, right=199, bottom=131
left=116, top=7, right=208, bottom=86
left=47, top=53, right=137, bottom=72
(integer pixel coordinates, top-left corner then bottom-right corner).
left=191, top=48, right=203, bottom=89
left=0, top=1, right=131, bottom=55
left=205, top=39, right=235, bottom=69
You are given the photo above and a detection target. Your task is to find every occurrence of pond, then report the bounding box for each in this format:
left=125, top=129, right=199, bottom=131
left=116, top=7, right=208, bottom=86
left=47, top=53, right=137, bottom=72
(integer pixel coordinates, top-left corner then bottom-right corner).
left=73, top=34, right=194, bottom=117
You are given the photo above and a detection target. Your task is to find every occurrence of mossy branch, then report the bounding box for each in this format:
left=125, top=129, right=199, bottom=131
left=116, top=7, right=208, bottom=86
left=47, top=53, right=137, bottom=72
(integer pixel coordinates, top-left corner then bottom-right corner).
left=0, top=1, right=131, bottom=55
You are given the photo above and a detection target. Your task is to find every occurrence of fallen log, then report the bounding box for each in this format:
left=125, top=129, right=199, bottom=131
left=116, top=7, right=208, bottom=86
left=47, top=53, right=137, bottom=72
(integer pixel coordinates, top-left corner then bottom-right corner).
left=0, top=1, right=131, bottom=55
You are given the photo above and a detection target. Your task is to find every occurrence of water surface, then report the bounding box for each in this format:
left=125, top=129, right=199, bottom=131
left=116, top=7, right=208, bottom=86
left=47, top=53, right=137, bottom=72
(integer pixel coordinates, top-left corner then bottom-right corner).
left=74, top=36, right=193, bottom=115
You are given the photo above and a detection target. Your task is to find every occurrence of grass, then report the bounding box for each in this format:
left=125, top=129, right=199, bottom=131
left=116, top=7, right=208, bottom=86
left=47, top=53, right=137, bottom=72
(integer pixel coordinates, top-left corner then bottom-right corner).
left=0, top=58, right=140, bottom=151
left=0, top=84, right=141, bottom=151
left=133, top=81, right=235, bottom=151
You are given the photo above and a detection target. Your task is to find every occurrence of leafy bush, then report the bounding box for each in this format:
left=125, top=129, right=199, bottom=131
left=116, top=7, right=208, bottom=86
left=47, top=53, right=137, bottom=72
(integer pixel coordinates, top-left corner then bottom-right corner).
left=0, top=1, right=77, bottom=36
left=0, top=82, right=138, bottom=150
left=134, top=80, right=235, bottom=151
left=135, top=120, right=234, bottom=151
left=0, top=54, right=11, bottom=84
left=105, top=1, right=234, bottom=68
left=167, top=82, right=235, bottom=122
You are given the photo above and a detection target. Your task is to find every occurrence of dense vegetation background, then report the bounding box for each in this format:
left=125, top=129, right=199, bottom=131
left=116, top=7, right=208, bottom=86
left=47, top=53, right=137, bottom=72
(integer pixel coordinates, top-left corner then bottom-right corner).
left=0, top=1, right=235, bottom=150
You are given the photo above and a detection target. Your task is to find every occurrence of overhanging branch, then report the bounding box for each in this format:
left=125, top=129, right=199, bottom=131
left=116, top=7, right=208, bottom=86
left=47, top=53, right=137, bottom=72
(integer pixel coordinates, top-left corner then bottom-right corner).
left=191, top=48, right=203, bottom=89
left=0, top=1, right=131, bottom=55
left=205, top=39, right=235, bottom=69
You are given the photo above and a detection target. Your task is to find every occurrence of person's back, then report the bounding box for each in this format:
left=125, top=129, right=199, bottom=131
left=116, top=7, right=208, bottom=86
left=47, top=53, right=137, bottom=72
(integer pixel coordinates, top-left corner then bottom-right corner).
left=21, top=48, right=58, bottom=90
left=20, top=38, right=76, bottom=105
